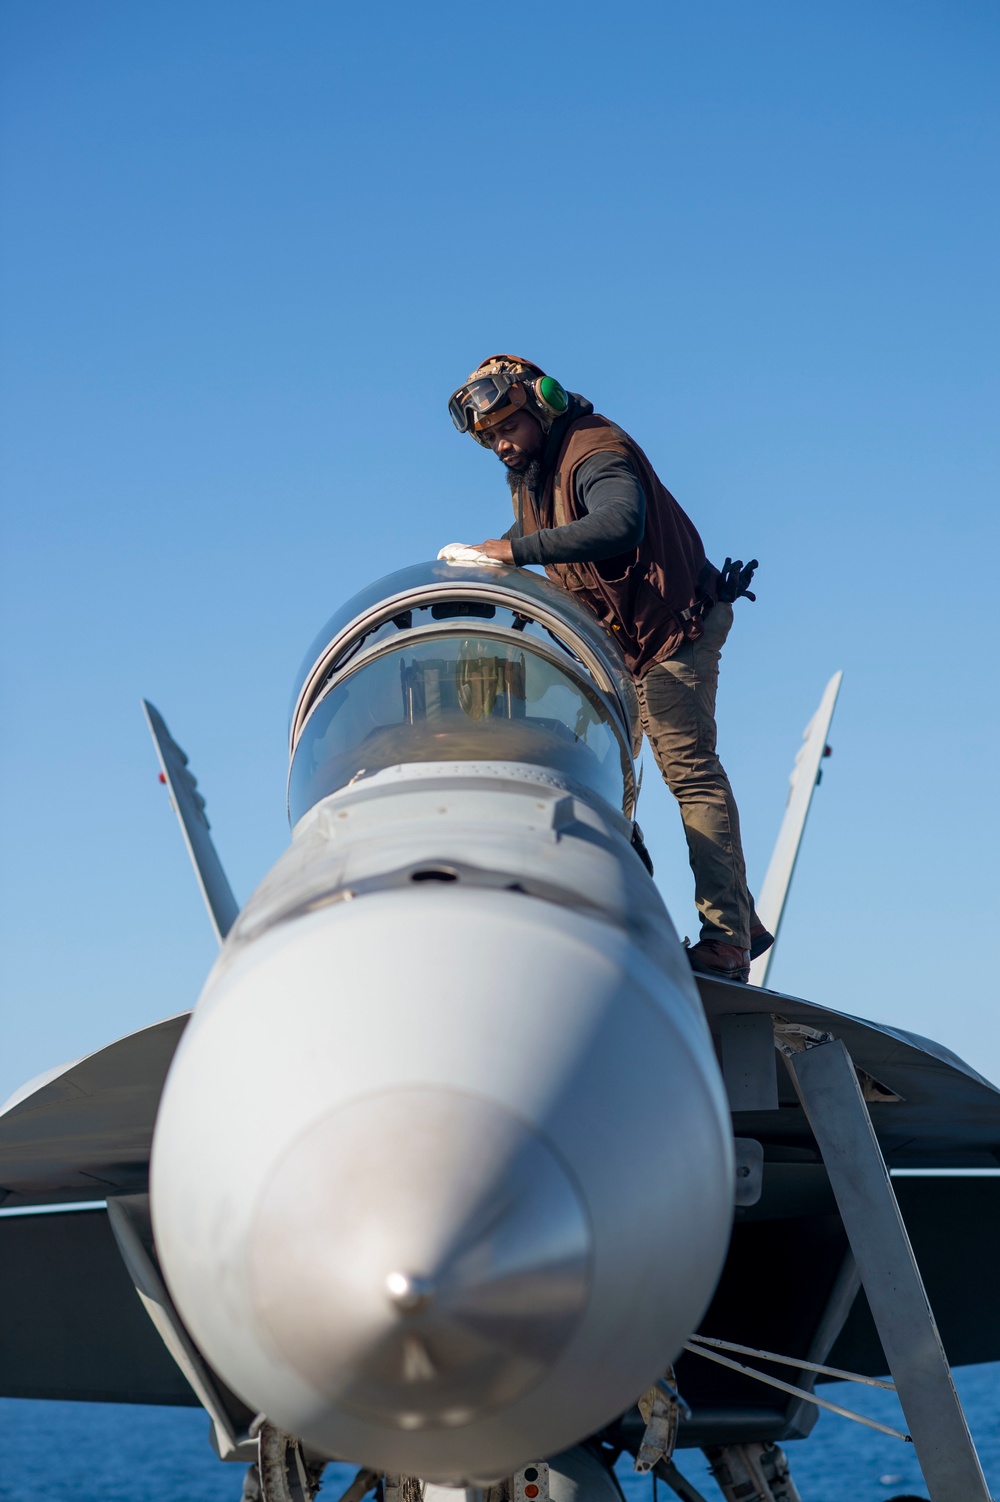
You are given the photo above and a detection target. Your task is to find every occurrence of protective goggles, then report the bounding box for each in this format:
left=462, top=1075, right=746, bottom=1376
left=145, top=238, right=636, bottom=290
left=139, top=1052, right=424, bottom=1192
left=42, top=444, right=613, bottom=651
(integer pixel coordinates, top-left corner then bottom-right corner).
left=448, top=372, right=529, bottom=434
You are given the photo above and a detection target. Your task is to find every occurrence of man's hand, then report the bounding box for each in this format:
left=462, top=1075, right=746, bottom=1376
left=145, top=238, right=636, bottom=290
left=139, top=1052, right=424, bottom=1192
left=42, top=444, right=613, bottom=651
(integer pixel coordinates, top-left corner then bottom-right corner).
left=469, top=539, right=515, bottom=564
left=716, top=557, right=758, bottom=603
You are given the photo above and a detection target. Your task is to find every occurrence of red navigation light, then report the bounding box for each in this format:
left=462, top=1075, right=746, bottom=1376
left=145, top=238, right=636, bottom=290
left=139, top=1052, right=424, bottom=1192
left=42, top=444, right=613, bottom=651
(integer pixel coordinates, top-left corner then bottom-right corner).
left=823, top=745, right=833, bottom=758
left=158, top=772, right=167, bottom=784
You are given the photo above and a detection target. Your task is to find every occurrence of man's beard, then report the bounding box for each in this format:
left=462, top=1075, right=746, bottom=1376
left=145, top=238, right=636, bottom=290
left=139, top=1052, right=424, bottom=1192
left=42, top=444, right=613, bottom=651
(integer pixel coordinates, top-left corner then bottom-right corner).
left=502, top=455, right=543, bottom=493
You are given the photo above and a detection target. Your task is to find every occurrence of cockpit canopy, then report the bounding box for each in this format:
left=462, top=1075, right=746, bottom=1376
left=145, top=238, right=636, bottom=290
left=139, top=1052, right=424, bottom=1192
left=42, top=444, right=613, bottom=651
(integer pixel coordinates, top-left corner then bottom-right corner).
left=288, top=562, right=640, bottom=826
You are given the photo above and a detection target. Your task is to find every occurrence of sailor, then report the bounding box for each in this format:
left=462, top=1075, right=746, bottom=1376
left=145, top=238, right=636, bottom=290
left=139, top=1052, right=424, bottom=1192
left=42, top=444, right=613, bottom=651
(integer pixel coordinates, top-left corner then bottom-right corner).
left=447, top=354, right=772, bottom=983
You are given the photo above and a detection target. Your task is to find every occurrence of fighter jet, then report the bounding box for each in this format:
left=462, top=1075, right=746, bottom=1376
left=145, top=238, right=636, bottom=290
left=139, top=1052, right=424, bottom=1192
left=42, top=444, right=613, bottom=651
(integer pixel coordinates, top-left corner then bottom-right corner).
left=1, top=561, right=997, bottom=1502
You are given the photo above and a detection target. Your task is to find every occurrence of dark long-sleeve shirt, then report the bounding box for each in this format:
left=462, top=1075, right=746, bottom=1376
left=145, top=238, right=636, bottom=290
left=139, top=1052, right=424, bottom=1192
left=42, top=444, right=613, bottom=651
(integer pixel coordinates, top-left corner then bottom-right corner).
left=504, top=451, right=646, bottom=567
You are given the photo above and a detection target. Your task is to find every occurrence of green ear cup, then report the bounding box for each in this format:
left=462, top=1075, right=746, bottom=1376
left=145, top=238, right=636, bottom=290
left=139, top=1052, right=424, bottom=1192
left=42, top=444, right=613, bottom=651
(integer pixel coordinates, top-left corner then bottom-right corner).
left=537, top=375, right=569, bottom=414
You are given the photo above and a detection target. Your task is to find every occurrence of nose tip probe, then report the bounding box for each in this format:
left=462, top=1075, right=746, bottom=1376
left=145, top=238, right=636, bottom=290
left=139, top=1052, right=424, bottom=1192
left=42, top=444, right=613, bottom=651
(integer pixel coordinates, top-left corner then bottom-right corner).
left=386, top=1272, right=436, bottom=1314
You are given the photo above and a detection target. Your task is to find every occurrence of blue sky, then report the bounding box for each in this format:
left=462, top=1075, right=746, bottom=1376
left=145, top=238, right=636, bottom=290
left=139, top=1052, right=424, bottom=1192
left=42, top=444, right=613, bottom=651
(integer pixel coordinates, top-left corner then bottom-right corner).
left=1, top=1, right=998, bottom=1103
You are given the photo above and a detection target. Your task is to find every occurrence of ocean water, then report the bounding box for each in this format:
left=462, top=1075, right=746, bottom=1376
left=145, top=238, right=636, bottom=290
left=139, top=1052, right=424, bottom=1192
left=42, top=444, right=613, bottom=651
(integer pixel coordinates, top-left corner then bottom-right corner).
left=1, top=1365, right=997, bottom=1502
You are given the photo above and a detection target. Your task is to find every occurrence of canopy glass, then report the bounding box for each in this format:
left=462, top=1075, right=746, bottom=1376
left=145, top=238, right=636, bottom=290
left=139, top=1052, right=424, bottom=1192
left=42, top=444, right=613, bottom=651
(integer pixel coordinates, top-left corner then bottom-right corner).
left=288, top=561, right=640, bottom=760
left=289, top=632, right=632, bottom=823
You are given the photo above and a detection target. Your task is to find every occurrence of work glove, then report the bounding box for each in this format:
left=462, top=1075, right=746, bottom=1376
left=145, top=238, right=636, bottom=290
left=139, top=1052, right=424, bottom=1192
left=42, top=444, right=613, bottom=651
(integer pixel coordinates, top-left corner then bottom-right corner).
left=716, top=557, right=758, bottom=603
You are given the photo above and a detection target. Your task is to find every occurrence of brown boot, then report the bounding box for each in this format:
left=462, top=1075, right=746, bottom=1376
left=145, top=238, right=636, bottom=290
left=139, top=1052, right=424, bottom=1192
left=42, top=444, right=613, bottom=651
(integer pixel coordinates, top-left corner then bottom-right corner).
left=687, top=939, right=751, bottom=983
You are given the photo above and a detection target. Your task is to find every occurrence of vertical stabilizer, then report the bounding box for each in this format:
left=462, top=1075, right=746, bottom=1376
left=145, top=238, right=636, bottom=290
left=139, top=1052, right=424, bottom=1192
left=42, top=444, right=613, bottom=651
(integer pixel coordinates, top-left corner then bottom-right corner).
left=142, top=700, right=239, bottom=945
left=749, top=672, right=842, bottom=987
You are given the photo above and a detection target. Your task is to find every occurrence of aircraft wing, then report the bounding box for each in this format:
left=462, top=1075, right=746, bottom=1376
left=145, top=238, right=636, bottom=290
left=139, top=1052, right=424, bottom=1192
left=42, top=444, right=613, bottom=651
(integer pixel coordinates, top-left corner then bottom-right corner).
left=5, top=979, right=993, bottom=1217
left=2, top=982, right=999, bottom=1452
left=697, top=972, right=1000, bottom=1164
left=0, top=1013, right=188, bottom=1209
left=652, top=975, right=1000, bottom=1447
left=0, top=1014, right=257, bottom=1448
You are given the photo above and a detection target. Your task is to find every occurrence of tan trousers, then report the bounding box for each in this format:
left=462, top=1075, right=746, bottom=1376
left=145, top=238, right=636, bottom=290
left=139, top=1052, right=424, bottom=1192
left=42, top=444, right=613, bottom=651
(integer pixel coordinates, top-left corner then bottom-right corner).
left=634, top=602, right=758, bottom=949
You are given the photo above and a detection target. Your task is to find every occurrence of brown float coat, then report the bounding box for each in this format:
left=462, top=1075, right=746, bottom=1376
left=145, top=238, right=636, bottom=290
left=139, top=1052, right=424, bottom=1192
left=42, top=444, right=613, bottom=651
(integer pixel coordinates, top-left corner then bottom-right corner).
left=507, top=408, right=718, bottom=676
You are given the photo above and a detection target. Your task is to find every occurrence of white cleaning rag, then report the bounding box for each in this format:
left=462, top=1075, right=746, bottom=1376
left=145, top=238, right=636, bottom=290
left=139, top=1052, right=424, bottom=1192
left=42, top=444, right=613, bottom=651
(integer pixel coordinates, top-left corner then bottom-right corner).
left=436, top=543, right=505, bottom=568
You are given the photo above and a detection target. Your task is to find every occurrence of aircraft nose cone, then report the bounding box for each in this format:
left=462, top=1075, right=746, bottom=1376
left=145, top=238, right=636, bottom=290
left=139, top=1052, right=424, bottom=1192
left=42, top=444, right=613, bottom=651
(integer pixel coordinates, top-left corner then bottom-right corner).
left=248, top=1088, right=592, bottom=1432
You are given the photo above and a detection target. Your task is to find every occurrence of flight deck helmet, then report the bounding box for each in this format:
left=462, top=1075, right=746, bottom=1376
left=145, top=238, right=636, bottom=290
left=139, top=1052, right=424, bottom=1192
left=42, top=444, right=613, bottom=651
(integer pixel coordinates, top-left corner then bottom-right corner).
left=448, top=354, right=569, bottom=446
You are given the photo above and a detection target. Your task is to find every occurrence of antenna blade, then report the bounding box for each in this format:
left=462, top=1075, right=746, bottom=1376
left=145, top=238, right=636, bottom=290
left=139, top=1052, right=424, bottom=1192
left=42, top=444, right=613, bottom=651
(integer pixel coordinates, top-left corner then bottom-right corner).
left=749, top=671, right=843, bottom=987
left=142, top=700, right=239, bottom=945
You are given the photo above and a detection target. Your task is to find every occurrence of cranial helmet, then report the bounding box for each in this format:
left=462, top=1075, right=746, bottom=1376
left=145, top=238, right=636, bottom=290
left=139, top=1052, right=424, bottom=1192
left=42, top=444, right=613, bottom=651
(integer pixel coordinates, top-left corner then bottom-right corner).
left=448, top=354, right=570, bottom=446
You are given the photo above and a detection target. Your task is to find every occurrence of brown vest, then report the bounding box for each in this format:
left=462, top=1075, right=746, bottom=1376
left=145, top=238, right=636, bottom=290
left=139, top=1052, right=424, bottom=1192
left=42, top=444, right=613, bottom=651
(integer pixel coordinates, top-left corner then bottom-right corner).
left=513, top=414, right=716, bottom=676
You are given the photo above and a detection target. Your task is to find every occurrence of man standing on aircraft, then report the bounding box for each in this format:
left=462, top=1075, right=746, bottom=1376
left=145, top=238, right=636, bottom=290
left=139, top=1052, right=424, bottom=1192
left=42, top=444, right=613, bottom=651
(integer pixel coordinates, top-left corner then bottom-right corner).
left=446, top=354, right=771, bottom=983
